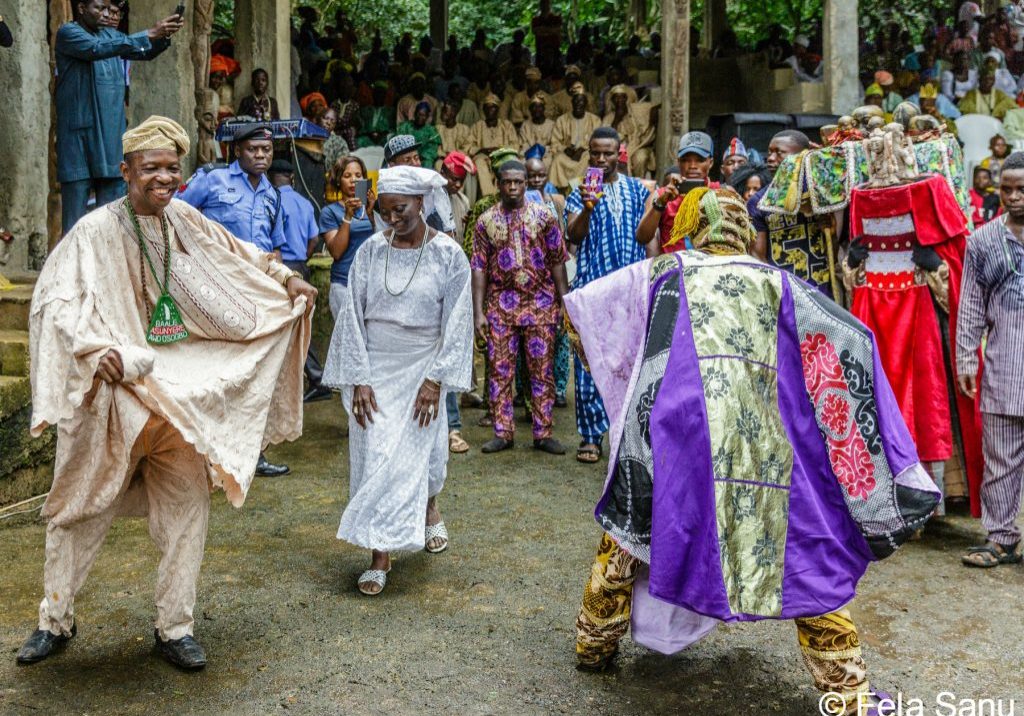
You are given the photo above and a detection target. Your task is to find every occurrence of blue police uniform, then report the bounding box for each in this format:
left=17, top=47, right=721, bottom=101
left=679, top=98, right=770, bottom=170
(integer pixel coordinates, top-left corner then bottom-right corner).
left=277, top=185, right=318, bottom=264
left=177, top=161, right=286, bottom=252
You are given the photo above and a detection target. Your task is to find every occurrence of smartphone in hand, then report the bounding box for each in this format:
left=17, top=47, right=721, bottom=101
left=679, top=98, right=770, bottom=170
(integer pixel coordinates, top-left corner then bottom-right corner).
left=355, top=179, right=371, bottom=205
left=583, top=167, right=604, bottom=194
left=675, top=178, right=705, bottom=195
left=173, top=3, right=186, bottom=19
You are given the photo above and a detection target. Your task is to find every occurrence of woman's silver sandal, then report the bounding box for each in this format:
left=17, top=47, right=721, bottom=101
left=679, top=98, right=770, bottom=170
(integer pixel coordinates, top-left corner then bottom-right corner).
left=357, top=569, right=389, bottom=595
left=424, top=522, right=449, bottom=554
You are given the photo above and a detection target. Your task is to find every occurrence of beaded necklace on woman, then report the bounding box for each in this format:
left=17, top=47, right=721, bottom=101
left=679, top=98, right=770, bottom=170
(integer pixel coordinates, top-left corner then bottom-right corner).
left=384, top=219, right=435, bottom=296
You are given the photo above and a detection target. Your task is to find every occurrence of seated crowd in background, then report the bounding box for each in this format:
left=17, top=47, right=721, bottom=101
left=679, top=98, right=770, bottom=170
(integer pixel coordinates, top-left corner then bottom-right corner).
left=200, top=4, right=665, bottom=208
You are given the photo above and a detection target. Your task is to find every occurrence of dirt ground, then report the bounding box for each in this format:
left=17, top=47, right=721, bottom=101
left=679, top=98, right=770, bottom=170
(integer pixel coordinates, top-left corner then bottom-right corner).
left=1, top=398, right=1022, bottom=716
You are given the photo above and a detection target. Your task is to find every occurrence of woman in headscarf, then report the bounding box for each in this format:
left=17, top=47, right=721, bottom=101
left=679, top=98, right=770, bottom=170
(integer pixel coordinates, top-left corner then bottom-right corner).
left=300, top=91, right=329, bottom=120
left=323, top=166, right=473, bottom=596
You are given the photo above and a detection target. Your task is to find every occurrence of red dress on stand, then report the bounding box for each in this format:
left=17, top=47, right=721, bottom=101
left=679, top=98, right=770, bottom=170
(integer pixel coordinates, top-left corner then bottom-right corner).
left=849, top=175, right=985, bottom=513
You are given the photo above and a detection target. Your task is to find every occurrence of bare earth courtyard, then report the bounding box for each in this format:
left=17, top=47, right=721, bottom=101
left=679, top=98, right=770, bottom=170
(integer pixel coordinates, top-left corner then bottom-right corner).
left=2, top=399, right=1022, bottom=716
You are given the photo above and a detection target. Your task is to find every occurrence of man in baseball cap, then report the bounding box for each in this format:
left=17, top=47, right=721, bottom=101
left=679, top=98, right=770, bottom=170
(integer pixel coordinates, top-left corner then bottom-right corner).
left=676, top=130, right=714, bottom=160
left=384, top=134, right=422, bottom=167
left=634, top=130, right=719, bottom=252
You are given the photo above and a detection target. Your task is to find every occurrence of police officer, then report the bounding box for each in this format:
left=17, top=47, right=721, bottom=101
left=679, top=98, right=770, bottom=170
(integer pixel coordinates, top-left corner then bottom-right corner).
left=178, top=124, right=286, bottom=253
left=178, top=123, right=291, bottom=477
left=268, top=159, right=333, bottom=403
left=266, top=159, right=318, bottom=276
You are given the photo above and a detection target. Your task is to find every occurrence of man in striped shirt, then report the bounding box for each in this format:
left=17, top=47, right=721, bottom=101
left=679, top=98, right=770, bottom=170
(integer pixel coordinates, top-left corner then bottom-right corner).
left=958, top=151, right=1024, bottom=568
left=565, top=126, right=651, bottom=463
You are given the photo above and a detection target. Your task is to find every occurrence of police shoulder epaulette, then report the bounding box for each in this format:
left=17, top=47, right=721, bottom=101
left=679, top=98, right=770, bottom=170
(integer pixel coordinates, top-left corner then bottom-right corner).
left=180, top=162, right=229, bottom=191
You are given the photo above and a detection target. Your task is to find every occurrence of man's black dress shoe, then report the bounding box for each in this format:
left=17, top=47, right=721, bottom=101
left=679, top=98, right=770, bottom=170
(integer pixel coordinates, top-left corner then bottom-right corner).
left=533, top=437, right=567, bottom=455
left=16, top=624, right=76, bottom=664
left=256, top=453, right=290, bottom=477
left=303, top=385, right=333, bottom=403
left=481, top=437, right=514, bottom=453
left=154, top=630, right=207, bottom=670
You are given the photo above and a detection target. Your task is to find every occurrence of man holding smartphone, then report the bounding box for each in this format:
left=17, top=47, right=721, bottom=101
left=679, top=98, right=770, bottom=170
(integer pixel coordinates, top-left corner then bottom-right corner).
left=635, top=131, right=718, bottom=253
left=55, top=0, right=183, bottom=233
left=564, top=127, right=650, bottom=463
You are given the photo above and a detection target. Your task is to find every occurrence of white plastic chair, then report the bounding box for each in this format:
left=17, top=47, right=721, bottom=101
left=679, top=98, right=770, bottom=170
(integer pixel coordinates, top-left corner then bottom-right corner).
left=955, top=114, right=1003, bottom=180
left=352, top=146, right=384, bottom=172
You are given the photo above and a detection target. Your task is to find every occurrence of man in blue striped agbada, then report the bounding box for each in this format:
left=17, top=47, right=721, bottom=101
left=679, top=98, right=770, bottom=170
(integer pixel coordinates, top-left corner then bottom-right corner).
left=564, top=126, right=651, bottom=464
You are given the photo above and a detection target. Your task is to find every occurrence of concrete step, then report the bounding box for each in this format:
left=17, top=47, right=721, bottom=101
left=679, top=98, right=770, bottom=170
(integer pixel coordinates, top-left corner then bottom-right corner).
left=0, top=284, right=33, bottom=331
left=0, top=329, right=29, bottom=377
left=0, top=374, right=31, bottom=422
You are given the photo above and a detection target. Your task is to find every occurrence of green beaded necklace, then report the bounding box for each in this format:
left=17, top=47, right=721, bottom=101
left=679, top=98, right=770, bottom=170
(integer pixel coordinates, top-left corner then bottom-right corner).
left=125, top=201, right=189, bottom=344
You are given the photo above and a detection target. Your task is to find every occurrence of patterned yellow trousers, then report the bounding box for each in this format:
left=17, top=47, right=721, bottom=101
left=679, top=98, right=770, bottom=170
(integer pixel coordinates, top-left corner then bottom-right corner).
left=577, top=534, right=870, bottom=716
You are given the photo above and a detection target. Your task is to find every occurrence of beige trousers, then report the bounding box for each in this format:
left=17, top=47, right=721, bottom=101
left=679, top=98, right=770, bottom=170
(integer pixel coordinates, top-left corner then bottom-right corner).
left=38, top=415, right=210, bottom=641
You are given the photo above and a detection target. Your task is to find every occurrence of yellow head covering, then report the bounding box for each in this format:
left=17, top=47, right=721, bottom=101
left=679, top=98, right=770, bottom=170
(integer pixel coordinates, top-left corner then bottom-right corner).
left=864, top=83, right=884, bottom=98
left=482, top=93, right=502, bottom=108
left=122, top=115, right=190, bottom=156
left=609, top=84, right=630, bottom=98
left=667, top=187, right=755, bottom=255
left=919, top=83, right=939, bottom=100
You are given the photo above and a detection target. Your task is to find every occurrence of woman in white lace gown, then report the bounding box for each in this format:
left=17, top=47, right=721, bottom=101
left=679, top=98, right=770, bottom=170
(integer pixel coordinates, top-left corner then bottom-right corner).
left=323, top=166, right=473, bottom=595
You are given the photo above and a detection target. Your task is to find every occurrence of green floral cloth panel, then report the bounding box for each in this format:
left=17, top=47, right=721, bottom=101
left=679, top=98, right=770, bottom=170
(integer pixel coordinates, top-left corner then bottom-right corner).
left=682, top=254, right=793, bottom=617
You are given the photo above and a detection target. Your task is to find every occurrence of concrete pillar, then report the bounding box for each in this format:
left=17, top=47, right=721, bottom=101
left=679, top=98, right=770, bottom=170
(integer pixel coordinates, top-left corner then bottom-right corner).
left=235, top=0, right=291, bottom=117
left=824, top=0, right=859, bottom=115
left=430, top=0, right=448, bottom=50
left=0, top=0, right=51, bottom=273
left=128, top=6, right=197, bottom=175
left=657, top=0, right=690, bottom=167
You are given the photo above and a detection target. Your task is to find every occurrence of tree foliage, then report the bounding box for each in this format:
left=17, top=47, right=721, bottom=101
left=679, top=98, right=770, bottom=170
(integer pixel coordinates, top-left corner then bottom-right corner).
left=211, top=0, right=953, bottom=53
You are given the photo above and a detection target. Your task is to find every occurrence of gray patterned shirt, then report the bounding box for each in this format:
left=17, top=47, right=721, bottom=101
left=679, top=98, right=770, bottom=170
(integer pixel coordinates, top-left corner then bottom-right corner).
left=957, top=217, right=1024, bottom=416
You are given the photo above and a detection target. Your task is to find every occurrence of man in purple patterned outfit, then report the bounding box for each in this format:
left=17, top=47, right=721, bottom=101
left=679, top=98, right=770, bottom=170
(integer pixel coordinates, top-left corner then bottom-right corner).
left=471, top=161, right=570, bottom=455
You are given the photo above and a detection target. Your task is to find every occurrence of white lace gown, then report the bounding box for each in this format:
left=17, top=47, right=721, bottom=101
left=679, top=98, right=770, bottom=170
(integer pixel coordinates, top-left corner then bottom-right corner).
left=323, top=231, right=473, bottom=552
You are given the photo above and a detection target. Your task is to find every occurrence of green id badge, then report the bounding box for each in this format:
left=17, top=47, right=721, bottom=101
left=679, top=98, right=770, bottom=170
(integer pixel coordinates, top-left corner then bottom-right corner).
left=146, top=293, right=190, bottom=344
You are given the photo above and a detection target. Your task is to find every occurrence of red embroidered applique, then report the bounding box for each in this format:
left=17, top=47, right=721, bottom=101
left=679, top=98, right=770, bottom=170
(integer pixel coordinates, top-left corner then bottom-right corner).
left=801, top=332, right=877, bottom=500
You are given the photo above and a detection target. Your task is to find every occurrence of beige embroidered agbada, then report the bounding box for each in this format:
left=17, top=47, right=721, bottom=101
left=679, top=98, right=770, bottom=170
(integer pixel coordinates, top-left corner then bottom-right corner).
left=548, top=111, right=601, bottom=189
left=603, top=111, right=654, bottom=178
left=518, top=117, right=557, bottom=160
left=30, top=198, right=310, bottom=527
left=468, top=118, right=520, bottom=195
left=437, top=122, right=471, bottom=161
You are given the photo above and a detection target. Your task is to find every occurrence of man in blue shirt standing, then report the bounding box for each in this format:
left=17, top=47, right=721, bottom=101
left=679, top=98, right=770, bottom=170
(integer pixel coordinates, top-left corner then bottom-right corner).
left=56, top=0, right=182, bottom=233
left=178, top=125, right=291, bottom=477
left=267, top=159, right=318, bottom=277
left=178, top=125, right=287, bottom=254
left=268, top=159, right=334, bottom=403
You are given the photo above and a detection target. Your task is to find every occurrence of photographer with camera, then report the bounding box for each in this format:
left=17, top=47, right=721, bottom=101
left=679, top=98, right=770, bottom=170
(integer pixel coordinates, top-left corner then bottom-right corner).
left=635, top=131, right=719, bottom=254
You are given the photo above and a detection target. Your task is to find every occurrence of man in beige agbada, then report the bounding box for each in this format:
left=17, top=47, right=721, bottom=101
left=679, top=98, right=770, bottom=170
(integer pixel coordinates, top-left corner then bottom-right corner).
left=16, top=116, right=316, bottom=670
